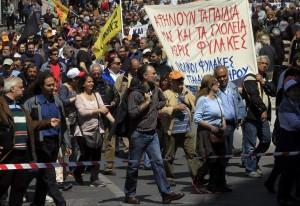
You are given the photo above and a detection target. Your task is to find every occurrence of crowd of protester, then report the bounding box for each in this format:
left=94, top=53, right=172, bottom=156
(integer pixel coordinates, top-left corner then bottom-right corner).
left=0, top=0, right=299, bottom=206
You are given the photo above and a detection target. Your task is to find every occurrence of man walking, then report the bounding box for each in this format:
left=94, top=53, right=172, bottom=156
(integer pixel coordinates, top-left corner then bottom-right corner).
left=124, top=64, right=184, bottom=204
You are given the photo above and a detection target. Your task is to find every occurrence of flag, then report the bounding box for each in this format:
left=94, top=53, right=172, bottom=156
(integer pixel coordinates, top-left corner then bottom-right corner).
left=17, top=12, right=40, bottom=44
left=50, top=0, right=69, bottom=24
left=92, top=5, right=122, bottom=59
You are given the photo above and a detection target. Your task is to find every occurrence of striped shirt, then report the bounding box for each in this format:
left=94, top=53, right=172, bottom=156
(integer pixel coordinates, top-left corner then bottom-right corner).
left=171, top=94, right=190, bottom=134
left=9, top=104, right=28, bottom=150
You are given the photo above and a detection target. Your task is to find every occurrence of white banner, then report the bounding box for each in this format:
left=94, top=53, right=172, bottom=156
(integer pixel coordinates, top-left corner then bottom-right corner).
left=145, top=0, right=257, bottom=86
left=129, top=24, right=149, bottom=38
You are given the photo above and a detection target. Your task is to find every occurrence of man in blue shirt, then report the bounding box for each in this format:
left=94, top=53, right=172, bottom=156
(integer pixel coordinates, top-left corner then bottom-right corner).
left=214, top=66, right=246, bottom=163
left=24, top=72, right=71, bottom=206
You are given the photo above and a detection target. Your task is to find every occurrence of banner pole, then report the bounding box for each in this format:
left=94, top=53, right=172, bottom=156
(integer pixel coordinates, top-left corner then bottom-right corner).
left=119, top=1, right=125, bottom=39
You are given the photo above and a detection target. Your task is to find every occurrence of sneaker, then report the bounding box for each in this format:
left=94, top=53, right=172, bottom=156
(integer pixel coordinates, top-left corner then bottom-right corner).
left=90, top=180, right=106, bottom=187
left=45, top=195, right=54, bottom=203
left=257, top=167, right=263, bottom=176
left=246, top=171, right=262, bottom=178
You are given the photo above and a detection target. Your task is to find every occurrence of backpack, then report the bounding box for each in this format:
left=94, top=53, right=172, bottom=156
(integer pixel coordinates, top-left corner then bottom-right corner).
left=108, top=89, right=131, bottom=138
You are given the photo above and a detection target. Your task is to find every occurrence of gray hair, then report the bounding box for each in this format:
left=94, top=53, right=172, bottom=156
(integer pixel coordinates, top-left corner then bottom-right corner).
left=257, top=55, right=270, bottom=64
left=3, top=77, right=22, bottom=93
left=89, top=63, right=103, bottom=73
left=213, top=65, right=228, bottom=76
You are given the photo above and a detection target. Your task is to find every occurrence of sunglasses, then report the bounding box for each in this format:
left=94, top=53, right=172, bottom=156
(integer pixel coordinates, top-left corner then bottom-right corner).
left=113, top=62, right=121, bottom=65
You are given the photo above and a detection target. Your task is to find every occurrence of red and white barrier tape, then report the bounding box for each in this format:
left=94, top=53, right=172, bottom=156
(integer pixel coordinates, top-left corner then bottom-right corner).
left=0, top=151, right=300, bottom=171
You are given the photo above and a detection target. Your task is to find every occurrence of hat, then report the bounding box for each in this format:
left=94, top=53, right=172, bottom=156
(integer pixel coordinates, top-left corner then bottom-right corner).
left=284, top=79, right=300, bottom=91
left=169, top=71, right=184, bottom=80
left=142, top=48, right=152, bottom=54
left=13, top=53, right=22, bottom=58
left=3, top=58, right=13, bottom=66
left=46, top=29, right=57, bottom=38
left=67, top=68, right=85, bottom=79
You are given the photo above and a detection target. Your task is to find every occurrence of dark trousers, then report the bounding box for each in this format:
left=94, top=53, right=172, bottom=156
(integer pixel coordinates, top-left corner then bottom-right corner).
left=74, top=136, right=102, bottom=182
left=0, top=150, right=34, bottom=206
left=276, top=129, right=300, bottom=201
left=208, top=142, right=226, bottom=189
left=6, top=14, right=15, bottom=30
left=32, top=136, right=66, bottom=206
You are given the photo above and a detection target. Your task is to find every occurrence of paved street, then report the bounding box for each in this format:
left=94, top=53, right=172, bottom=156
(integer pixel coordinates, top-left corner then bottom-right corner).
left=23, top=126, right=278, bottom=206
left=22, top=99, right=278, bottom=206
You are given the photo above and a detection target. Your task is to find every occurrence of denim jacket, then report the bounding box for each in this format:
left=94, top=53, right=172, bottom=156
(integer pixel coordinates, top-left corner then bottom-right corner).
left=216, top=81, right=246, bottom=123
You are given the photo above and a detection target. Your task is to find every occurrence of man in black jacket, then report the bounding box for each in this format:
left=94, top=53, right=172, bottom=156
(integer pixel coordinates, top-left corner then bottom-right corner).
left=90, top=63, right=120, bottom=174
left=242, top=55, right=276, bottom=178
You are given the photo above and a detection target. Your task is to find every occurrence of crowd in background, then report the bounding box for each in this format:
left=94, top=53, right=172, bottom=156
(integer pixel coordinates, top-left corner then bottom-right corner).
left=0, top=0, right=299, bottom=206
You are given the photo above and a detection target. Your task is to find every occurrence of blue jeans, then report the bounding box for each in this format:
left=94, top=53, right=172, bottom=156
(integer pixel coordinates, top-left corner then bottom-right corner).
left=124, top=130, right=171, bottom=197
left=224, top=121, right=236, bottom=155
left=143, top=153, right=151, bottom=168
left=242, top=120, right=271, bottom=172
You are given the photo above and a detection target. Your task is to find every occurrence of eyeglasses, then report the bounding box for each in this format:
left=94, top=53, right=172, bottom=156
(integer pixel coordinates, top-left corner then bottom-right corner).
left=76, top=39, right=82, bottom=42
left=51, top=53, right=58, bottom=56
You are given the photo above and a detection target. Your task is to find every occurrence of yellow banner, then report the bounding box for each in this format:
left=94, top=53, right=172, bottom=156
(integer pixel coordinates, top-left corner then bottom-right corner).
left=93, top=5, right=122, bottom=59
left=51, top=0, right=69, bottom=24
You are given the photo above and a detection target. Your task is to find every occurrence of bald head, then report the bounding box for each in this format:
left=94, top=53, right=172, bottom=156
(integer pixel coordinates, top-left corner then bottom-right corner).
left=214, top=66, right=228, bottom=88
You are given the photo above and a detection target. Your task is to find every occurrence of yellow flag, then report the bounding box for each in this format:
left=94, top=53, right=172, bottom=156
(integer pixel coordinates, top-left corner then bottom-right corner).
left=93, top=5, right=122, bottom=59
left=51, top=0, right=69, bottom=24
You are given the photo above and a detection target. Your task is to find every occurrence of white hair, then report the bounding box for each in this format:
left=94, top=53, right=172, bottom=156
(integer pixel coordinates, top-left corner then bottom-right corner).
left=257, top=55, right=270, bottom=64
left=89, top=63, right=104, bottom=73
left=3, top=77, right=22, bottom=93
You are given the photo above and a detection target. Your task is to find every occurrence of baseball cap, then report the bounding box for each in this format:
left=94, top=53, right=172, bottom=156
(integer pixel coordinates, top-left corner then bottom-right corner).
left=284, top=79, right=300, bottom=91
left=169, top=71, right=184, bottom=80
left=3, top=58, right=13, bottom=66
left=67, top=68, right=85, bottom=79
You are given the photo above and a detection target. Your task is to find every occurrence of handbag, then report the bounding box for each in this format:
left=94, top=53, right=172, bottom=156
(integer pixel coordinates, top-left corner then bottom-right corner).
left=77, top=93, right=103, bottom=149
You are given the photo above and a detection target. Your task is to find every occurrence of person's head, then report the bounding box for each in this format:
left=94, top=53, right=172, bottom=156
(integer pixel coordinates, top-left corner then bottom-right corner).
left=3, top=58, right=14, bottom=75
left=130, top=58, right=140, bottom=73
left=169, top=71, right=185, bottom=93
left=49, top=49, right=59, bottom=64
left=2, top=45, right=11, bottom=57
left=46, top=7, right=51, bottom=14
left=139, top=38, right=148, bottom=50
left=137, top=64, right=157, bottom=85
left=90, top=64, right=103, bottom=79
left=214, top=65, right=229, bottom=88
left=13, top=58, right=22, bottom=71
left=151, top=48, right=162, bottom=64
left=118, top=46, right=127, bottom=59
left=3, top=77, right=24, bottom=100
left=159, top=74, right=170, bottom=91
left=80, top=37, right=90, bottom=48
left=63, top=46, right=75, bottom=59
left=78, top=74, right=94, bottom=93
left=74, top=35, right=82, bottom=48
left=66, top=67, right=85, bottom=84
left=33, top=72, right=55, bottom=97
left=196, top=74, right=219, bottom=98
left=257, top=55, right=269, bottom=74
left=27, top=42, right=35, bottom=55
left=292, top=52, right=300, bottom=68
left=24, top=64, right=38, bottom=82
left=18, top=43, right=26, bottom=54
left=108, top=57, right=122, bottom=73
left=284, top=79, right=300, bottom=102
left=57, top=35, right=66, bottom=48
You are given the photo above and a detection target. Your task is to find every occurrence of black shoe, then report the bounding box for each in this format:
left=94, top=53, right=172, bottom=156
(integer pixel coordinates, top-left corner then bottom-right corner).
left=162, top=192, right=185, bottom=204
left=73, top=172, right=83, bottom=185
left=58, top=182, right=73, bottom=191
left=124, top=196, right=140, bottom=204
left=264, top=181, right=275, bottom=194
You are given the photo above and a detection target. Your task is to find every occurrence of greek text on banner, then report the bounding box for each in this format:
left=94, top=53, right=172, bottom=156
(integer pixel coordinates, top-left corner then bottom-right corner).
left=144, top=0, right=257, bottom=86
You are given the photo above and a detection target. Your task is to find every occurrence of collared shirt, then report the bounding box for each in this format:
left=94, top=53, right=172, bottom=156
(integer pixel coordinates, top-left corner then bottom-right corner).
left=37, top=94, right=60, bottom=137
left=218, top=85, right=236, bottom=120
left=108, top=69, right=121, bottom=83
left=172, top=94, right=190, bottom=134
